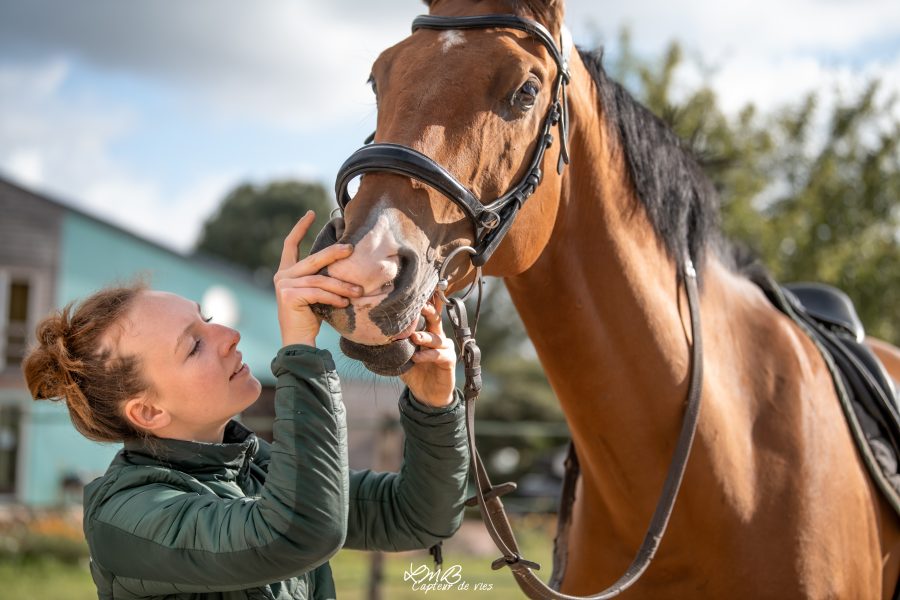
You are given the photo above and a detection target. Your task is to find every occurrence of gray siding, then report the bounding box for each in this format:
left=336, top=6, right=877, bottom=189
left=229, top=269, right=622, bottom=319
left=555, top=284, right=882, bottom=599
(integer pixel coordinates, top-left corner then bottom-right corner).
left=0, top=179, right=62, bottom=385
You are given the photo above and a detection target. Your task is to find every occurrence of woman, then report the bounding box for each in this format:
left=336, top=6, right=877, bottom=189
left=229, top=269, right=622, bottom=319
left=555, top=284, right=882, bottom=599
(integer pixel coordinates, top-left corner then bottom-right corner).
left=23, top=212, right=469, bottom=600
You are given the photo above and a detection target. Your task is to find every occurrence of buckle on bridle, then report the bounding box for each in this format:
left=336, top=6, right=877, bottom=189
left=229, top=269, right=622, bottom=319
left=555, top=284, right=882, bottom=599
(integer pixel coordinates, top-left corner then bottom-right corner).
left=479, top=210, right=501, bottom=230
left=491, top=553, right=542, bottom=572
left=436, top=246, right=481, bottom=304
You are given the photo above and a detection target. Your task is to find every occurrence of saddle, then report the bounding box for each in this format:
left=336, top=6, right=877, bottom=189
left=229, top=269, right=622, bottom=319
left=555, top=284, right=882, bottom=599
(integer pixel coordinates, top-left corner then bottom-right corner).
left=751, top=270, right=900, bottom=515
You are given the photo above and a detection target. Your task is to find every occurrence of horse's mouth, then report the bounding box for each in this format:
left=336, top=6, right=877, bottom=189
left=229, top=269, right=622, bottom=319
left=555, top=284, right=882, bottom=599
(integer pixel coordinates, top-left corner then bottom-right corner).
left=339, top=336, right=417, bottom=376
left=339, top=311, right=425, bottom=376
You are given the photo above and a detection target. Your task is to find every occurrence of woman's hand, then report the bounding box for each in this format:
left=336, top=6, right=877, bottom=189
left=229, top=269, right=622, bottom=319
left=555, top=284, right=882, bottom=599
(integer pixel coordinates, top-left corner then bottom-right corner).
left=400, top=298, right=457, bottom=407
left=274, top=211, right=362, bottom=347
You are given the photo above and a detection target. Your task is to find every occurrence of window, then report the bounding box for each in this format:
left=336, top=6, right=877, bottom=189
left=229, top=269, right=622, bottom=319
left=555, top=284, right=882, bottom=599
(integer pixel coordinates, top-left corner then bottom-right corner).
left=0, top=276, right=31, bottom=371
left=0, top=405, right=20, bottom=495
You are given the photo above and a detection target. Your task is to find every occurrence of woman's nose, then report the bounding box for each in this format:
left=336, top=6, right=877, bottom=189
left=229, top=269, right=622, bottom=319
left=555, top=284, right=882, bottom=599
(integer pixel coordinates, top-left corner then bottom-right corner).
left=217, top=325, right=240, bottom=355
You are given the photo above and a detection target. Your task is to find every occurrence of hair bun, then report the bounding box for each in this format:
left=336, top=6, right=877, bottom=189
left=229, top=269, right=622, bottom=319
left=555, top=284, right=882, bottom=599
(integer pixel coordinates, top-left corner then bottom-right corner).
left=27, top=309, right=82, bottom=402
left=22, top=284, right=147, bottom=443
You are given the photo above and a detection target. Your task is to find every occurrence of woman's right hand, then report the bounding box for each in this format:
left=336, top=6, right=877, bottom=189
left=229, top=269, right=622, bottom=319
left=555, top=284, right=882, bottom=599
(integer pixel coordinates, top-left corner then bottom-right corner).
left=274, top=211, right=362, bottom=347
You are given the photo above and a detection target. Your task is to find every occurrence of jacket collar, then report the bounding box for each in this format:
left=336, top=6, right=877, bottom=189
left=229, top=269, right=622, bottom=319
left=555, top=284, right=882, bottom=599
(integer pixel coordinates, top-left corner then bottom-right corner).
left=122, top=420, right=259, bottom=480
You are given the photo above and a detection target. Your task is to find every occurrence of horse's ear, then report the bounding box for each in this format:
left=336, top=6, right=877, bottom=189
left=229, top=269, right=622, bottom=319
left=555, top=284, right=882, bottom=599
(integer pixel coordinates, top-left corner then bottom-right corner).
left=513, top=1, right=566, bottom=34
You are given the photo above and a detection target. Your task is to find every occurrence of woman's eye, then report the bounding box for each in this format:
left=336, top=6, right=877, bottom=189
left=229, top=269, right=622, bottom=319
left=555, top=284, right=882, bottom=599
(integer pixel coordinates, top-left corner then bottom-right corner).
left=514, top=81, right=539, bottom=111
left=188, top=338, right=202, bottom=357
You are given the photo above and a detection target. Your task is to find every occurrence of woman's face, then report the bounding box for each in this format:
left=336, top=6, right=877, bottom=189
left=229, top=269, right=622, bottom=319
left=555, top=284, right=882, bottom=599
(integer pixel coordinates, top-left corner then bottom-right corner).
left=113, top=290, right=262, bottom=442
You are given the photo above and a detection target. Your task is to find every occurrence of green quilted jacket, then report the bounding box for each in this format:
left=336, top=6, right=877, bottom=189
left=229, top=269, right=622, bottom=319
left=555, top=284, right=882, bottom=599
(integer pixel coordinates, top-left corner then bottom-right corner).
left=82, top=345, right=469, bottom=599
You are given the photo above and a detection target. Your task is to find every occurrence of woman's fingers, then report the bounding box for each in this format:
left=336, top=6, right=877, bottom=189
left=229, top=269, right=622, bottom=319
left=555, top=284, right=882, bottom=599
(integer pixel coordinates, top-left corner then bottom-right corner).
left=279, top=211, right=317, bottom=271
left=410, top=330, right=447, bottom=349
left=277, top=274, right=363, bottom=299
left=420, top=300, right=444, bottom=335
left=410, top=349, right=440, bottom=363
left=280, top=243, right=354, bottom=279
left=410, top=348, right=456, bottom=370
left=278, top=286, right=350, bottom=309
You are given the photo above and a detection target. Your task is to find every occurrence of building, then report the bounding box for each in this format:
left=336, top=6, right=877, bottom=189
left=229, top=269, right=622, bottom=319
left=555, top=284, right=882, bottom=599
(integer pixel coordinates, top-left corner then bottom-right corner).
left=0, top=177, right=400, bottom=506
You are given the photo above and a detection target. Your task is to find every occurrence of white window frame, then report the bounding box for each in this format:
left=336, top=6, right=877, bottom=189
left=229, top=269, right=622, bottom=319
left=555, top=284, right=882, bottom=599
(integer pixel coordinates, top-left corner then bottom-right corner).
left=0, top=268, right=42, bottom=373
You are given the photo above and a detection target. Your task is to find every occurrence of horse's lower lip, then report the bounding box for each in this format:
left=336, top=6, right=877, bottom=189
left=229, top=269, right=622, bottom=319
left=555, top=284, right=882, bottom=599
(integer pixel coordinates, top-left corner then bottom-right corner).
left=389, top=318, right=420, bottom=342
left=340, top=337, right=416, bottom=376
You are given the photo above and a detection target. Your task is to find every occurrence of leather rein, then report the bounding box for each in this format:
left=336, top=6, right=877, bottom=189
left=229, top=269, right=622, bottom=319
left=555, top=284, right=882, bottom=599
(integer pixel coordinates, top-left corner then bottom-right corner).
left=334, top=13, right=705, bottom=598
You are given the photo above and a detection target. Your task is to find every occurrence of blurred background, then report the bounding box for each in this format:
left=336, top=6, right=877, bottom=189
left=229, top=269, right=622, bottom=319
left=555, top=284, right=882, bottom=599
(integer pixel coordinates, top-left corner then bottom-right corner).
left=1, top=0, right=899, bottom=598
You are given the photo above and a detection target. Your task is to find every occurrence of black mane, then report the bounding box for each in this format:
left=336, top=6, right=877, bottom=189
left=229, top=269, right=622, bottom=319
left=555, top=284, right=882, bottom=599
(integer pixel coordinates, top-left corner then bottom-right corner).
left=578, top=48, right=720, bottom=271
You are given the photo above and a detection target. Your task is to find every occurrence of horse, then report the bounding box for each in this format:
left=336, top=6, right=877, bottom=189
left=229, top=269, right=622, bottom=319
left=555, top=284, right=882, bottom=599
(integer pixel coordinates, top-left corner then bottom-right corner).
left=311, top=0, right=900, bottom=596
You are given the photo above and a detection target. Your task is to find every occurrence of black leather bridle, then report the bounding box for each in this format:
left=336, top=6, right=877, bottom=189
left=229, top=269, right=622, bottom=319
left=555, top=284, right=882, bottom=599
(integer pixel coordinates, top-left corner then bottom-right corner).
left=334, top=14, right=574, bottom=267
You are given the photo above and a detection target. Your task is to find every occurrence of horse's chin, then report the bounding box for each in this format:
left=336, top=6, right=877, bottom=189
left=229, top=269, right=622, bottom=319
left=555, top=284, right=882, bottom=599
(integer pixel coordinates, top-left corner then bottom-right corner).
left=313, top=288, right=435, bottom=376
left=339, top=337, right=416, bottom=376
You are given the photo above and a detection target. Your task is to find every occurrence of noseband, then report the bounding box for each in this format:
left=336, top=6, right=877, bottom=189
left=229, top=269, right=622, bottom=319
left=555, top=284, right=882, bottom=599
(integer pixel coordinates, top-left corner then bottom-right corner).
left=334, top=14, right=574, bottom=267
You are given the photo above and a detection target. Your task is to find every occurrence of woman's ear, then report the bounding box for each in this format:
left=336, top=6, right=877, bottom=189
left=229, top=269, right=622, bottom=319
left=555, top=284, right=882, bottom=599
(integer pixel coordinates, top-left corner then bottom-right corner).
left=123, top=395, right=171, bottom=432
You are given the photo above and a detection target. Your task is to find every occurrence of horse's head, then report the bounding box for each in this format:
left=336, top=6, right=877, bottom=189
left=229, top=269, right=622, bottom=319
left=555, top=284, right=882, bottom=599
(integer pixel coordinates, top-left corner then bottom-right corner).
left=312, top=0, right=571, bottom=375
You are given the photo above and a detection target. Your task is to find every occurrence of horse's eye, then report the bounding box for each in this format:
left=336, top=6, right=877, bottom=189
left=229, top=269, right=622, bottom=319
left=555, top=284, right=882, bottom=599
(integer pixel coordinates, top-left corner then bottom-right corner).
left=367, top=74, right=377, bottom=96
left=513, top=80, right=539, bottom=111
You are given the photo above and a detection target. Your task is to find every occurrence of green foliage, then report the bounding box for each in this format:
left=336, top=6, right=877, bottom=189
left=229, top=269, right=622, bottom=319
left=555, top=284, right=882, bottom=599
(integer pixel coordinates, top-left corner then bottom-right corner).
left=612, top=31, right=900, bottom=343
left=195, top=180, right=334, bottom=280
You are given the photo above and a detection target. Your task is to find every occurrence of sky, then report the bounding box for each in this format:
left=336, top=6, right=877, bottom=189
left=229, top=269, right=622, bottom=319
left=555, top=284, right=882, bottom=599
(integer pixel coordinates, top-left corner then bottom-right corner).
left=1, top=0, right=899, bottom=253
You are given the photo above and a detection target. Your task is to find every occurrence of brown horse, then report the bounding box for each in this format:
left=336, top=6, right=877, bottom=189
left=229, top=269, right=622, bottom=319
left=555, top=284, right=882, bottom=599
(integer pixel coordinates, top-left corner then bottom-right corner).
left=315, top=0, right=900, bottom=596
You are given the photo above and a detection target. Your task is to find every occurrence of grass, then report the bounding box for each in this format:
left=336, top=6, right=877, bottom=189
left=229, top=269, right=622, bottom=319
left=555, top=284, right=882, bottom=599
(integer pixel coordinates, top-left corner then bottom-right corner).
left=0, top=557, right=96, bottom=600
left=331, top=514, right=556, bottom=599
left=0, top=515, right=557, bottom=599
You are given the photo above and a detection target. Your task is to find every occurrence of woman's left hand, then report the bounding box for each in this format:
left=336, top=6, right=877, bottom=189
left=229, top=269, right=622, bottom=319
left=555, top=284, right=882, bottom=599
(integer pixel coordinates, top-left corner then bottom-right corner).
left=400, top=298, right=457, bottom=407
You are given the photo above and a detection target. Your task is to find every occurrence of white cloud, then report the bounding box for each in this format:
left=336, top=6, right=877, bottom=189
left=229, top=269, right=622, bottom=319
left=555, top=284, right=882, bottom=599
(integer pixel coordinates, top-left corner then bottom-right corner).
left=2, top=1, right=898, bottom=129
left=6, top=149, right=44, bottom=187
left=0, top=59, right=134, bottom=192
left=0, top=60, right=250, bottom=252
left=0, top=1, right=418, bottom=131
left=567, top=0, right=900, bottom=57
left=79, top=172, right=232, bottom=252
left=0, top=0, right=898, bottom=256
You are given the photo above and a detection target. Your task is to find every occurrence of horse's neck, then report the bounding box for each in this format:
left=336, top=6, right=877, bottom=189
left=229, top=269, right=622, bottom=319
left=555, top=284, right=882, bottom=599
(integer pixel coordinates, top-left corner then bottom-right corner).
left=504, top=108, right=700, bottom=499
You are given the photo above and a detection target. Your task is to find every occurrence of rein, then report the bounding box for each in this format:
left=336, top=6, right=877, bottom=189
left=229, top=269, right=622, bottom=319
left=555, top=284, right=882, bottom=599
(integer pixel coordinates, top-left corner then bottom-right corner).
left=440, top=256, right=703, bottom=599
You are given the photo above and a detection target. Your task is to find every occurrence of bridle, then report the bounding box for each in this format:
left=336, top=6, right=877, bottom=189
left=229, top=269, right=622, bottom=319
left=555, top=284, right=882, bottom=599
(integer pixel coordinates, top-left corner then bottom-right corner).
left=335, top=14, right=573, bottom=267
left=332, top=13, right=705, bottom=600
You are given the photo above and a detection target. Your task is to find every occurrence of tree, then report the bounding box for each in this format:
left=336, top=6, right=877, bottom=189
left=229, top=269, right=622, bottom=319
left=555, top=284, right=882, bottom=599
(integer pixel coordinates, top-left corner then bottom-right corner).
left=607, top=30, right=900, bottom=343
left=195, top=180, right=334, bottom=280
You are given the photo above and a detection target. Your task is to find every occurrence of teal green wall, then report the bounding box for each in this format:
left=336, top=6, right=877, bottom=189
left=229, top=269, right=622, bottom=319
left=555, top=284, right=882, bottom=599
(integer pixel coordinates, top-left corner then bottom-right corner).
left=22, top=211, right=343, bottom=505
